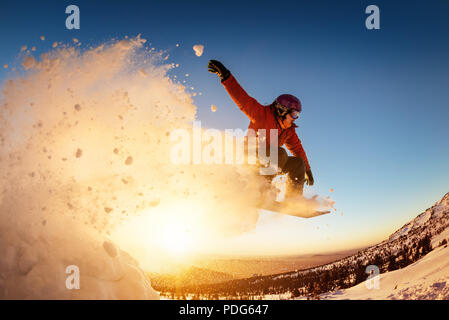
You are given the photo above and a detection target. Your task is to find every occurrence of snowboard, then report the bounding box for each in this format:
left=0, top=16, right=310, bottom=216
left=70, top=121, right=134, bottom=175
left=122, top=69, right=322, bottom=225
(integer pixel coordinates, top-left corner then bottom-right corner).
left=257, top=176, right=331, bottom=218
left=259, top=199, right=331, bottom=218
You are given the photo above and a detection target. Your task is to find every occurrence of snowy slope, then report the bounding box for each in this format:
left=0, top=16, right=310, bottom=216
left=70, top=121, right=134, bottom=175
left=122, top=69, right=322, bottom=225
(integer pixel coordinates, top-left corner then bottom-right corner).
left=323, top=244, right=449, bottom=300
left=318, top=192, right=449, bottom=300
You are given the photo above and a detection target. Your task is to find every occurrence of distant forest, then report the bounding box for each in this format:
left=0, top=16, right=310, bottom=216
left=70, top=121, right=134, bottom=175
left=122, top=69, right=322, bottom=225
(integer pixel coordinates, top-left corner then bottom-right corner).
left=152, top=233, right=445, bottom=300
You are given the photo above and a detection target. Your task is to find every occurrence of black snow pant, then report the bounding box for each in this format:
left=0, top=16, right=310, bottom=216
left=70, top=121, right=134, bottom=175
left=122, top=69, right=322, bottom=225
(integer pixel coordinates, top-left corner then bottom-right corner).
left=261, top=146, right=306, bottom=196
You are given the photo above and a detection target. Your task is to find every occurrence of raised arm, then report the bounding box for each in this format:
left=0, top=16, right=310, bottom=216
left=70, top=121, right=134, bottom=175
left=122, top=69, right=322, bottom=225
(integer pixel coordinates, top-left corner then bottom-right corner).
left=208, top=60, right=264, bottom=123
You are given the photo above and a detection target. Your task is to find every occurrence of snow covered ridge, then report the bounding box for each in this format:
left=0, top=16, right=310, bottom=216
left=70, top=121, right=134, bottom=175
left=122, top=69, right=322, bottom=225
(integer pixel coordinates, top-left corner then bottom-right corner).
left=272, top=191, right=449, bottom=298
left=389, top=192, right=449, bottom=242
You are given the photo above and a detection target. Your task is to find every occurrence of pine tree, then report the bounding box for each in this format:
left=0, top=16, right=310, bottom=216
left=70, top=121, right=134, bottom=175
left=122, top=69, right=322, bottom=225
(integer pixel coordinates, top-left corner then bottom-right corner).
left=388, top=254, right=398, bottom=271
left=291, top=288, right=300, bottom=298
left=421, top=233, right=432, bottom=255
left=373, top=254, right=383, bottom=271
left=354, top=264, right=367, bottom=284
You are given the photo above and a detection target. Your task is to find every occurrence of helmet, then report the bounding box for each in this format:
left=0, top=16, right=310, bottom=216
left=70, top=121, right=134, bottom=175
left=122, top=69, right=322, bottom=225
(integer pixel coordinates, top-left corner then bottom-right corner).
left=273, top=94, right=302, bottom=119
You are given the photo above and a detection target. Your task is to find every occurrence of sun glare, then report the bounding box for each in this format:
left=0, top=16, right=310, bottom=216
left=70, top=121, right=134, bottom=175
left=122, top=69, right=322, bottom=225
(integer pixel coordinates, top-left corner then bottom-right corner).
left=150, top=201, right=211, bottom=257
left=111, top=200, right=225, bottom=262
left=160, top=222, right=193, bottom=256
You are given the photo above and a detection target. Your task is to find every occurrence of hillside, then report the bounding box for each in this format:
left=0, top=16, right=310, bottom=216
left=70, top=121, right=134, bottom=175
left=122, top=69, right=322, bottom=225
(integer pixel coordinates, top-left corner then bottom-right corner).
left=322, top=244, right=449, bottom=299
left=153, top=192, right=449, bottom=299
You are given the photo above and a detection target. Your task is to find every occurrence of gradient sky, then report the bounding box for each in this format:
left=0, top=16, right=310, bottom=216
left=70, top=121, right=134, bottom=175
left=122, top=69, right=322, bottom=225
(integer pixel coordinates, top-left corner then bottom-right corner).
left=1, top=0, right=449, bottom=256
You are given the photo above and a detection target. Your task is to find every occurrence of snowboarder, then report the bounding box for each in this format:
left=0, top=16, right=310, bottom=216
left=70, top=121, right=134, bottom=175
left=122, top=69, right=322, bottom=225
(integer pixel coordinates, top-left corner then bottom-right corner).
left=208, top=60, right=314, bottom=198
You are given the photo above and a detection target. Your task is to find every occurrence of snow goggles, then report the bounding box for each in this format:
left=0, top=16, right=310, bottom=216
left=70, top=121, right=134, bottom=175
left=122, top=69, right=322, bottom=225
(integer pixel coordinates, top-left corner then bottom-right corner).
left=274, top=102, right=300, bottom=119
left=290, top=110, right=300, bottom=119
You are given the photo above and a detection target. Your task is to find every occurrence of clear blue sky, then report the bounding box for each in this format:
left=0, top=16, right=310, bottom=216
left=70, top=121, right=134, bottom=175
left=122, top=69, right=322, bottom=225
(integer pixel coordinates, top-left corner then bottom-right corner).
left=1, top=0, right=449, bottom=252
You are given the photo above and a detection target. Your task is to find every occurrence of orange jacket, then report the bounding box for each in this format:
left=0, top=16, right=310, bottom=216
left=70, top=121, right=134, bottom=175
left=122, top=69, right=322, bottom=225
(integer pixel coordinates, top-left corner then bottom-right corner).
left=222, top=75, right=311, bottom=170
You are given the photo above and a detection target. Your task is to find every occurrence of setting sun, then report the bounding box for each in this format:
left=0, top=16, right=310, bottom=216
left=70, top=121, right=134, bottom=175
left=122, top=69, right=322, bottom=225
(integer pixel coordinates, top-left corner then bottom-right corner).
left=160, top=222, right=193, bottom=256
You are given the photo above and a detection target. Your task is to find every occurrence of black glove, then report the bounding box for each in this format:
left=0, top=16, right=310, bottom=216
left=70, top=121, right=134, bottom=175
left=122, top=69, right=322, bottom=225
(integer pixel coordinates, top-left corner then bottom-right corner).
left=208, top=60, right=231, bottom=82
left=305, top=169, right=314, bottom=186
